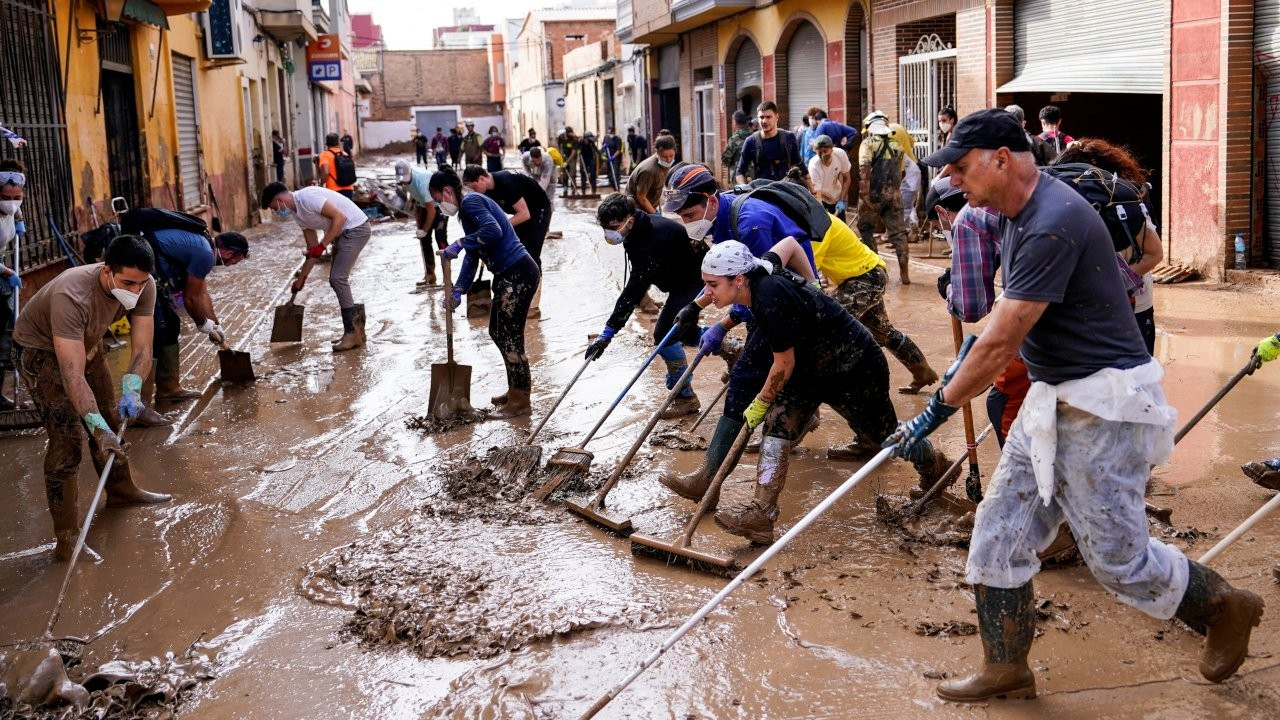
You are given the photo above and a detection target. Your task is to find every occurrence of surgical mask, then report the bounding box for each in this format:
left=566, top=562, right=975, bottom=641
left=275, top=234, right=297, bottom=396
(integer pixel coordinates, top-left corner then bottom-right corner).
left=0, top=199, right=20, bottom=215
left=109, top=273, right=141, bottom=310
left=274, top=207, right=292, bottom=219
left=440, top=201, right=459, bottom=217
left=657, top=159, right=673, bottom=169
left=939, top=121, right=953, bottom=133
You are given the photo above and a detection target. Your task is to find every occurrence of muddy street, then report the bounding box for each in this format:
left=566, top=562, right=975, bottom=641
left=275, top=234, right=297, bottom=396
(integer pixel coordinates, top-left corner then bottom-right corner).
left=3, top=179, right=1280, bottom=719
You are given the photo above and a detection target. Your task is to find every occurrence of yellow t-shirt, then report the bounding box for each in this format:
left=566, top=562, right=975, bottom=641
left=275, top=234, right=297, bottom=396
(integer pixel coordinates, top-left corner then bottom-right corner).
left=813, top=215, right=884, bottom=286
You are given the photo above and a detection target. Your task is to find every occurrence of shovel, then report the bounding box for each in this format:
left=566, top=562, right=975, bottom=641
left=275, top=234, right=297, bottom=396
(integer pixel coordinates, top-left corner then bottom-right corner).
left=270, top=291, right=304, bottom=343
left=214, top=340, right=255, bottom=382
left=428, top=254, right=474, bottom=420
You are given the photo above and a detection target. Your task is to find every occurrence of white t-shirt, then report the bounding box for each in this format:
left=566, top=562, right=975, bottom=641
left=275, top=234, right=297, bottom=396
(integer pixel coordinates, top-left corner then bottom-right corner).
left=807, top=148, right=851, bottom=204
left=292, top=186, right=368, bottom=232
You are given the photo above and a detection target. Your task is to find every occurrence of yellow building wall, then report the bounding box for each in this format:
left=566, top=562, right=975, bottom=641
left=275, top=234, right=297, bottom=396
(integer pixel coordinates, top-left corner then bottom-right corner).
left=56, top=0, right=113, bottom=232
left=715, top=0, right=851, bottom=58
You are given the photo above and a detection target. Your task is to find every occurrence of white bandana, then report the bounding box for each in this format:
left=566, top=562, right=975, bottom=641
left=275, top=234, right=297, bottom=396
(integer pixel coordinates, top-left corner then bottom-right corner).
left=701, top=240, right=772, bottom=277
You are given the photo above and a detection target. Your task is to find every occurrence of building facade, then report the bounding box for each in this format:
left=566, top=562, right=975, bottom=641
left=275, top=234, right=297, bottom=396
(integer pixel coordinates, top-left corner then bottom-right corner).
left=361, top=49, right=500, bottom=152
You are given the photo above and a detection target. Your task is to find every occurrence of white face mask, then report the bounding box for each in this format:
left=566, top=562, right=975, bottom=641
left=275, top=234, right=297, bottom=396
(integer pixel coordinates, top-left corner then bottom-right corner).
left=603, top=218, right=630, bottom=246
left=683, top=202, right=713, bottom=242
left=110, top=273, right=142, bottom=310
left=939, top=121, right=953, bottom=133
left=657, top=158, right=673, bottom=169
left=0, top=199, right=20, bottom=215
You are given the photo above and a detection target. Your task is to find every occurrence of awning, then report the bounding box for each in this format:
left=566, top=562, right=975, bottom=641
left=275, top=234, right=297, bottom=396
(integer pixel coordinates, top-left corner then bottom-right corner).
left=122, top=0, right=169, bottom=29
left=997, top=0, right=1169, bottom=95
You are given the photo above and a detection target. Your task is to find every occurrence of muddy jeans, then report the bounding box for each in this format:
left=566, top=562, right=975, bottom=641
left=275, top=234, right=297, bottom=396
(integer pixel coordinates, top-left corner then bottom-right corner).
left=490, top=255, right=540, bottom=391
left=761, top=344, right=896, bottom=444
left=967, top=405, right=1189, bottom=619
left=0, top=280, right=13, bottom=370
left=330, top=222, right=372, bottom=309
left=856, top=193, right=909, bottom=267
left=830, top=267, right=926, bottom=370
left=16, top=343, right=135, bottom=514
left=417, top=209, right=448, bottom=274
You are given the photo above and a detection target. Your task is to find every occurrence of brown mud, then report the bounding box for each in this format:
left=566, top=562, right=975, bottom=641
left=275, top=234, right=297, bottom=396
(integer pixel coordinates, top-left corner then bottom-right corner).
left=3, top=161, right=1280, bottom=718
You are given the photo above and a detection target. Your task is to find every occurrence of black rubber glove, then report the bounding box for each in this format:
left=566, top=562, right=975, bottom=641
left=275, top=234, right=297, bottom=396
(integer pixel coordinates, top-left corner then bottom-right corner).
left=584, top=332, right=613, bottom=361
left=883, top=390, right=959, bottom=462
left=936, top=267, right=951, bottom=301
left=674, top=301, right=702, bottom=335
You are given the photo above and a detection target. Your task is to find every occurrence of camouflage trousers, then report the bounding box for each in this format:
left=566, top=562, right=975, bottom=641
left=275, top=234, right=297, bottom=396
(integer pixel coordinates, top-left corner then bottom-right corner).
left=830, top=266, right=927, bottom=371
left=856, top=193, right=910, bottom=268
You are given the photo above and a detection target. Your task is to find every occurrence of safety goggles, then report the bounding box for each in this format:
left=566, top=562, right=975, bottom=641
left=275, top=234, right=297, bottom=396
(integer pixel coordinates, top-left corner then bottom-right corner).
left=0, top=171, right=26, bottom=187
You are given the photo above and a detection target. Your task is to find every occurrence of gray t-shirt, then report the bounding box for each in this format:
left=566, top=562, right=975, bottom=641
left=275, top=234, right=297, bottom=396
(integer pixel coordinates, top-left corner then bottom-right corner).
left=1000, top=173, right=1149, bottom=384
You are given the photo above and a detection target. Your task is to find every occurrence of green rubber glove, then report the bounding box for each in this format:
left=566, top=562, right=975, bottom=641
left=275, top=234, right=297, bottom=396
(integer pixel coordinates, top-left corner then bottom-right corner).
left=83, top=412, right=111, bottom=434
left=744, top=396, right=771, bottom=429
left=1257, top=334, right=1280, bottom=363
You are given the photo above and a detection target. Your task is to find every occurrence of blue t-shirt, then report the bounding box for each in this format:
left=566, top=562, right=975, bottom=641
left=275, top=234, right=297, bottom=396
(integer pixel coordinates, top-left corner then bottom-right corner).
left=455, top=191, right=531, bottom=292
left=152, top=229, right=214, bottom=282
left=711, top=193, right=817, bottom=272
left=814, top=120, right=859, bottom=149
left=1000, top=173, right=1149, bottom=384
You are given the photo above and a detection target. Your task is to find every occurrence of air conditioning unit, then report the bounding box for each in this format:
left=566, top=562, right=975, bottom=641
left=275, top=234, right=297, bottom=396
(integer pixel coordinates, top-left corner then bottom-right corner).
left=202, top=0, right=243, bottom=60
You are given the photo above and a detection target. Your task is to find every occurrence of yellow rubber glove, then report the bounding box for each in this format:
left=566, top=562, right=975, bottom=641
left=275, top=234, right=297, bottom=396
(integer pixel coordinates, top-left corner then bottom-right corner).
left=744, top=396, right=771, bottom=429
left=1258, top=334, right=1280, bottom=363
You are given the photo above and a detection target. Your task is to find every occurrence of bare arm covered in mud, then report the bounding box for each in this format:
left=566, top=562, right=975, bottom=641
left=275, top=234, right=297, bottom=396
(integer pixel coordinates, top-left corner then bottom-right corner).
left=125, top=314, right=155, bottom=379
left=940, top=297, right=1046, bottom=406
left=759, top=348, right=795, bottom=404
left=52, top=336, right=102, bottom=419
left=766, top=236, right=817, bottom=282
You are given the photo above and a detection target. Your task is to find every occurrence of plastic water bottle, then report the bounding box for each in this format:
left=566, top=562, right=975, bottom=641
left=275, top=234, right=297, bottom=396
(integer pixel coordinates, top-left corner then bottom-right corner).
left=1234, top=233, right=1247, bottom=270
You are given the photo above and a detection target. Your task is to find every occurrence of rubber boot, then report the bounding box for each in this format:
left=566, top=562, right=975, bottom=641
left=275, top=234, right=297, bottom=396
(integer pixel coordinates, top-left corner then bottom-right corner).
left=155, top=344, right=200, bottom=400
left=715, top=435, right=789, bottom=544
left=352, top=304, right=367, bottom=346
left=659, top=357, right=699, bottom=420
left=133, top=371, right=174, bottom=427
left=491, top=388, right=531, bottom=419
left=895, top=243, right=911, bottom=285
left=937, top=583, right=1037, bottom=702
left=658, top=415, right=742, bottom=506
left=491, top=390, right=509, bottom=407
left=105, top=475, right=172, bottom=507
left=527, top=283, right=542, bottom=320
left=47, top=476, right=83, bottom=562
left=1241, top=460, right=1280, bottom=491
left=1175, top=561, right=1265, bottom=683
left=332, top=306, right=363, bottom=352
left=747, top=410, right=819, bottom=453
left=885, top=333, right=938, bottom=394
left=827, top=431, right=882, bottom=462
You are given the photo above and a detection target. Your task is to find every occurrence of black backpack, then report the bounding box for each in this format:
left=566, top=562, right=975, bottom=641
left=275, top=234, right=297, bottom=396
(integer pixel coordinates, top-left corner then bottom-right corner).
left=729, top=178, right=832, bottom=243
left=120, top=207, right=209, bottom=236
left=1043, top=162, right=1150, bottom=264
left=867, top=135, right=904, bottom=202
left=750, top=130, right=800, bottom=180
left=332, top=150, right=358, bottom=186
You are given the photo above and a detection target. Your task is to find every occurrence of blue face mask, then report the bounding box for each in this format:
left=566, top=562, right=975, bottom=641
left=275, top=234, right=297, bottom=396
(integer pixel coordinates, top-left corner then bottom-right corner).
left=274, top=207, right=293, bottom=219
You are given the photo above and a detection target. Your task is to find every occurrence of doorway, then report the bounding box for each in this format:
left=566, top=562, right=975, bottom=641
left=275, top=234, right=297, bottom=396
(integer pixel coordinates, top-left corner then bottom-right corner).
left=98, top=22, right=146, bottom=209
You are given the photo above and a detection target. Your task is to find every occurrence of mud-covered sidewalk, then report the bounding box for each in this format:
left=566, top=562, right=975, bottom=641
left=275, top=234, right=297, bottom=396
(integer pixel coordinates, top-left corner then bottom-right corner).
left=2, top=174, right=1280, bottom=718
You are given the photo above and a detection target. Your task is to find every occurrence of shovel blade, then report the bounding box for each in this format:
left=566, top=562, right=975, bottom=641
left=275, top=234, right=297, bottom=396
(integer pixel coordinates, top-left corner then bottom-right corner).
left=429, top=361, right=473, bottom=420
left=218, top=349, right=255, bottom=382
left=270, top=303, right=304, bottom=343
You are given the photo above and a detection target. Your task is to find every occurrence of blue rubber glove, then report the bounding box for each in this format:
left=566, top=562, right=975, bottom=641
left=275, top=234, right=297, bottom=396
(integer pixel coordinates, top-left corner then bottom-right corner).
left=14, top=219, right=25, bottom=235
left=883, top=335, right=975, bottom=460
left=5, top=272, right=20, bottom=289
left=699, top=322, right=728, bottom=355
left=728, top=304, right=754, bottom=325
left=441, top=241, right=463, bottom=260
left=744, top=396, right=771, bottom=429
left=117, top=373, right=144, bottom=420
left=1257, top=333, right=1280, bottom=363
left=443, top=290, right=462, bottom=312
left=835, top=200, right=846, bottom=215
left=585, top=326, right=615, bottom=361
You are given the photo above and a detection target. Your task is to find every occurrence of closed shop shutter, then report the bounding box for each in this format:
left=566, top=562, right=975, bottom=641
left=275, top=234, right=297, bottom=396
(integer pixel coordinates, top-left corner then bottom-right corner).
left=786, top=23, right=826, bottom=126
left=735, top=40, right=761, bottom=95
left=658, top=43, right=679, bottom=90
left=999, top=0, right=1168, bottom=94
left=172, top=53, right=202, bottom=209
left=1258, top=2, right=1280, bottom=266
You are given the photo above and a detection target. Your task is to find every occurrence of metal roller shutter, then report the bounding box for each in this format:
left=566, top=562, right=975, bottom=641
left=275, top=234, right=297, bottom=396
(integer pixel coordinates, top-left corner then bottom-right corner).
left=172, top=54, right=202, bottom=209
left=735, top=40, right=761, bottom=96
left=786, top=22, right=826, bottom=126
left=658, top=43, right=679, bottom=90
left=1259, top=2, right=1280, bottom=267
left=998, top=0, right=1169, bottom=94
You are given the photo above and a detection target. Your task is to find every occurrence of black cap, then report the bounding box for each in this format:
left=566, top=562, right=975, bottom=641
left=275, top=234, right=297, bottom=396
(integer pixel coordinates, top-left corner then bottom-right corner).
left=921, top=108, right=1030, bottom=167
left=924, top=174, right=966, bottom=219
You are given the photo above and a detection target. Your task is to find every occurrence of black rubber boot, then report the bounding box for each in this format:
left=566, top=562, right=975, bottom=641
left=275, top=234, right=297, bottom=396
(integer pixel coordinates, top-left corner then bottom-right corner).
left=937, top=583, right=1037, bottom=702
left=658, top=415, right=742, bottom=506
left=333, top=306, right=363, bottom=352
left=1175, top=560, right=1264, bottom=682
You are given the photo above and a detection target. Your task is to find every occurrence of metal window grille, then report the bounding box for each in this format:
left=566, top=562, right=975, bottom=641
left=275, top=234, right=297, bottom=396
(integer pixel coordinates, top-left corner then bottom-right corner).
left=0, top=0, right=76, bottom=272
left=898, top=34, right=957, bottom=161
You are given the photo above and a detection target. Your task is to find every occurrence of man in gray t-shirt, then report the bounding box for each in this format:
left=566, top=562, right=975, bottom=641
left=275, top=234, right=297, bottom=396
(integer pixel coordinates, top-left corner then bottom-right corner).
left=998, top=173, right=1150, bottom=384
left=886, top=108, right=1263, bottom=704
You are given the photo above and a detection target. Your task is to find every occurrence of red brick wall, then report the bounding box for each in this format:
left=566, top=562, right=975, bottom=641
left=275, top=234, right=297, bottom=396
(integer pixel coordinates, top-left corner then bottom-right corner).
left=374, top=50, right=492, bottom=112
left=955, top=6, right=986, bottom=114
left=827, top=40, right=846, bottom=123
left=543, top=20, right=618, bottom=80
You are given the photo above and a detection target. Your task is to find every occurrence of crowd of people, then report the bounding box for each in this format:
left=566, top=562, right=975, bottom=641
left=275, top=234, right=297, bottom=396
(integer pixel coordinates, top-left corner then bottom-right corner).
left=4, top=95, right=1277, bottom=711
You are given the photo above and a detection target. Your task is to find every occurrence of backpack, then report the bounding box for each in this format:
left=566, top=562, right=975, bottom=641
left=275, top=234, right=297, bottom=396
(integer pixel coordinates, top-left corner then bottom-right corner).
left=330, top=149, right=357, bottom=186
left=867, top=136, right=903, bottom=202
left=729, top=178, right=832, bottom=243
left=1042, top=162, right=1150, bottom=264
left=750, top=130, right=800, bottom=180
left=120, top=207, right=209, bottom=237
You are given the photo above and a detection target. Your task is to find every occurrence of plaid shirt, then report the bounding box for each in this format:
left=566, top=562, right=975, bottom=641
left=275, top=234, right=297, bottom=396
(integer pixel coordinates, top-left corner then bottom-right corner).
left=947, top=204, right=1002, bottom=323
